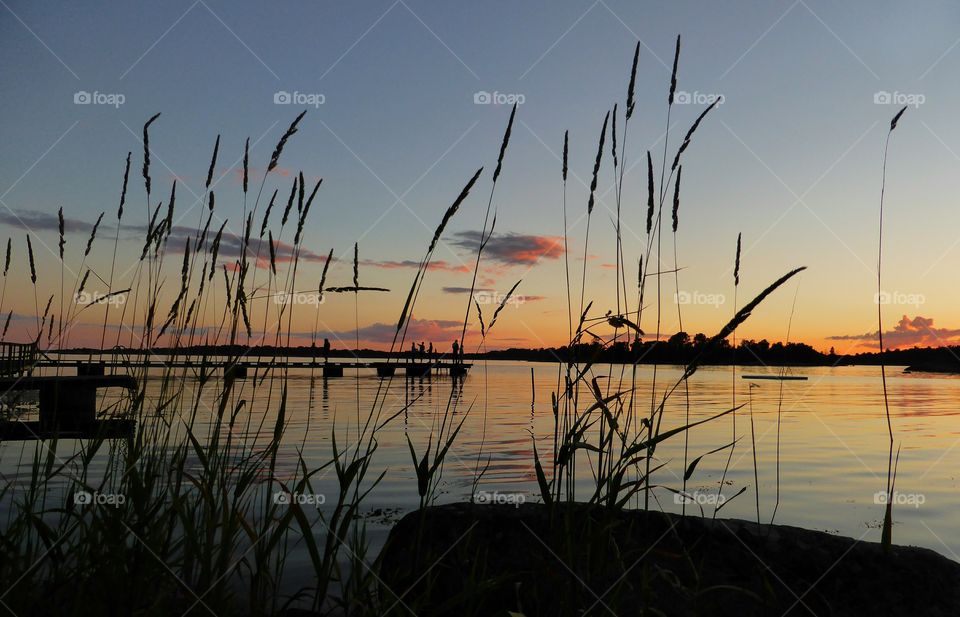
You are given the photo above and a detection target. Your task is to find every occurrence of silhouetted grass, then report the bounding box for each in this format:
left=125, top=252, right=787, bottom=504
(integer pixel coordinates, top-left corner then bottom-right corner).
left=0, top=36, right=823, bottom=617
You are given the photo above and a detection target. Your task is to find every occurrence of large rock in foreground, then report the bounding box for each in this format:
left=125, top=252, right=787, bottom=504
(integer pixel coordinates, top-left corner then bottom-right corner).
left=379, top=502, right=960, bottom=616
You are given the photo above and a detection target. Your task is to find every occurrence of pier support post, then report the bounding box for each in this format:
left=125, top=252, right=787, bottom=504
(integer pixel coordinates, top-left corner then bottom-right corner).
left=39, top=381, right=97, bottom=430
left=77, top=362, right=105, bottom=376
left=224, top=364, right=248, bottom=380
left=406, top=364, right=431, bottom=378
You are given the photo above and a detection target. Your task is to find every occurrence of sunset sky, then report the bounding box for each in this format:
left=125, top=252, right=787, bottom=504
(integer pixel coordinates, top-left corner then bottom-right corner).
left=2, top=1, right=960, bottom=353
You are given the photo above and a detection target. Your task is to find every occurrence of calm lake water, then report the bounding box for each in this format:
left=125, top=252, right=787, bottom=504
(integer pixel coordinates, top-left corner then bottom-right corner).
left=3, top=359, right=959, bottom=588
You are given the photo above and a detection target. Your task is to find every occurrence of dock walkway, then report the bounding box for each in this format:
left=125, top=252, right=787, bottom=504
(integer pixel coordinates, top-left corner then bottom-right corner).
left=33, top=359, right=472, bottom=378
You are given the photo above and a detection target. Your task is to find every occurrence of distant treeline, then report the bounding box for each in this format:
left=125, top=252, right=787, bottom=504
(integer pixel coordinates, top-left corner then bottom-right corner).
left=485, top=337, right=960, bottom=368
left=482, top=334, right=831, bottom=366
left=58, top=335, right=960, bottom=368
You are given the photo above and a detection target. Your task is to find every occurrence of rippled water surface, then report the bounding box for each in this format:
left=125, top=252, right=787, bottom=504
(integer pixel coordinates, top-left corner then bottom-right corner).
left=3, top=359, right=959, bottom=578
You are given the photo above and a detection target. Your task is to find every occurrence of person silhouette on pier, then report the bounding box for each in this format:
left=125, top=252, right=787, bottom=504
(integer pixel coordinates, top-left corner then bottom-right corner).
left=410, top=342, right=417, bottom=362
left=419, top=342, right=425, bottom=361
left=428, top=342, right=434, bottom=362
left=451, top=340, right=460, bottom=365
left=322, top=338, right=330, bottom=364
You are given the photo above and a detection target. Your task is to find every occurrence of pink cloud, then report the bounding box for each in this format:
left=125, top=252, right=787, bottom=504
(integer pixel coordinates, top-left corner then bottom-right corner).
left=828, top=315, right=960, bottom=349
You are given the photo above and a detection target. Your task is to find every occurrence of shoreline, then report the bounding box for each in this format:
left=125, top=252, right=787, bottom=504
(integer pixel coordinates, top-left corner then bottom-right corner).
left=39, top=347, right=925, bottom=369
left=46, top=344, right=960, bottom=371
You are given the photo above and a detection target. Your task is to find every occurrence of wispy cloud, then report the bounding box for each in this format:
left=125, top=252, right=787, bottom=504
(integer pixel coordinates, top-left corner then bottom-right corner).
left=451, top=231, right=564, bottom=266
left=442, top=286, right=490, bottom=294
left=0, top=208, right=92, bottom=234
left=0, top=208, right=331, bottom=269
left=323, top=316, right=464, bottom=345
left=442, top=286, right=546, bottom=303
left=167, top=226, right=327, bottom=265
left=362, top=259, right=469, bottom=273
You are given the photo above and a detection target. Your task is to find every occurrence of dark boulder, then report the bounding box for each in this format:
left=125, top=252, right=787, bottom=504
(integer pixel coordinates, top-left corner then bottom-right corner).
left=379, top=502, right=960, bottom=616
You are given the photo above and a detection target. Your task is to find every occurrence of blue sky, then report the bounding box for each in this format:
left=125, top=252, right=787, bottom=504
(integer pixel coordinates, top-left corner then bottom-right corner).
left=2, top=0, right=960, bottom=349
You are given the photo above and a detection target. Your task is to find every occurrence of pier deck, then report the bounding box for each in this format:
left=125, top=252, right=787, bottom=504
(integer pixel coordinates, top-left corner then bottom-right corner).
left=31, top=359, right=472, bottom=378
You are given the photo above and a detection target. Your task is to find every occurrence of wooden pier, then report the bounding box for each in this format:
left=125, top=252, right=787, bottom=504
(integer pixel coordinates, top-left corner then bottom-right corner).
left=0, top=346, right=470, bottom=441
left=32, top=359, right=472, bottom=379
left=0, top=374, right=137, bottom=441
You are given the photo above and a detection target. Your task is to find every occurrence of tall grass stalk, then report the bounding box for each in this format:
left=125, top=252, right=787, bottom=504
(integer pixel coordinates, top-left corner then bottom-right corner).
left=672, top=168, right=693, bottom=515
left=879, top=105, right=907, bottom=550
left=749, top=382, right=760, bottom=523
left=770, top=283, right=800, bottom=525
left=715, top=232, right=741, bottom=518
